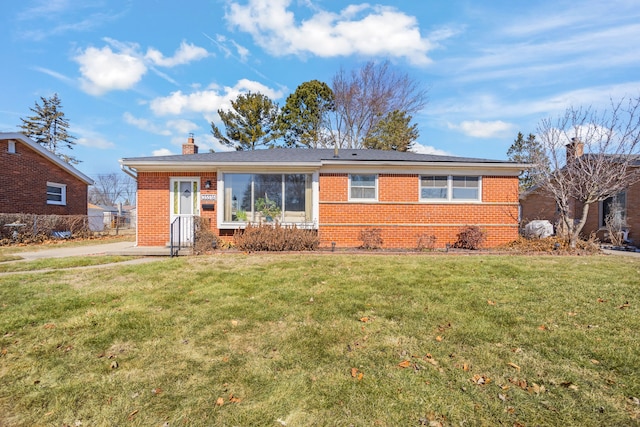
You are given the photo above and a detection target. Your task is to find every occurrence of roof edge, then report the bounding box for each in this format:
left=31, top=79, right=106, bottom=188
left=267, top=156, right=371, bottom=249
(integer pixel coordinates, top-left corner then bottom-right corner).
left=1, top=132, right=94, bottom=185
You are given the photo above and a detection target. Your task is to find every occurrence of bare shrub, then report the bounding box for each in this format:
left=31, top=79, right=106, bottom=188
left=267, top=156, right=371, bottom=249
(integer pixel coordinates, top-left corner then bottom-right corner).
left=234, top=223, right=319, bottom=252
left=416, top=233, right=437, bottom=251
left=193, top=217, right=223, bottom=254
left=0, top=213, right=91, bottom=245
left=359, top=228, right=383, bottom=249
left=453, top=226, right=486, bottom=250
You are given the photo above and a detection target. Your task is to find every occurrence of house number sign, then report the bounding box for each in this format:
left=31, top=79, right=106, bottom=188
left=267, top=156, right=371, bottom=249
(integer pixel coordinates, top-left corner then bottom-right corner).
left=201, top=194, right=217, bottom=201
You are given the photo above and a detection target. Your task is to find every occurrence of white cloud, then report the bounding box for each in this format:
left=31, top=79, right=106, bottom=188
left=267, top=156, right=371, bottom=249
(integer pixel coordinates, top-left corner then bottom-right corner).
left=152, top=148, right=174, bottom=156
left=123, top=112, right=172, bottom=136
left=412, top=143, right=450, bottom=156
left=145, top=41, right=210, bottom=67
left=75, top=45, right=147, bottom=95
left=448, top=120, right=514, bottom=138
left=74, top=127, right=115, bottom=149
left=166, top=119, right=199, bottom=135
left=149, top=79, right=284, bottom=116
left=225, top=0, right=437, bottom=65
left=75, top=39, right=210, bottom=95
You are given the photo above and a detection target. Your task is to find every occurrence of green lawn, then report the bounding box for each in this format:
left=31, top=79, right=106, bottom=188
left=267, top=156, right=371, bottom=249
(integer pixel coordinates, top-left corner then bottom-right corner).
left=0, top=254, right=638, bottom=426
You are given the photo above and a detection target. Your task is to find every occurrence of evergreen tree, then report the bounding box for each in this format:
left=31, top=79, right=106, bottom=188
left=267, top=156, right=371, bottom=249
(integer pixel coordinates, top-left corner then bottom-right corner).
left=211, top=92, right=281, bottom=151
left=278, top=80, right=335, bottom=148
left=363, top=110, right=418, bottom=151
left=507, top=132, right=548, bottom=192
left=19, top=93, right=79, bottom=164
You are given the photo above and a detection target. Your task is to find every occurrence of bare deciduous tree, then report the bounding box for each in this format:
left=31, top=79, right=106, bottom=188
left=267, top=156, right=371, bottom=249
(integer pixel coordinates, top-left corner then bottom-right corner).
left=328, top=60, right=428, bottom=149
left=89, top=173, right=136, bottom=206
left=534, top=97, right=640, bottom=247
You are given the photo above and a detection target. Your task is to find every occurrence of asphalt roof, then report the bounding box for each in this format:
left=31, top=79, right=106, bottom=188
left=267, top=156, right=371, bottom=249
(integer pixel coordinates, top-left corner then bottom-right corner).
left=121, top=148, right=514, bottom=164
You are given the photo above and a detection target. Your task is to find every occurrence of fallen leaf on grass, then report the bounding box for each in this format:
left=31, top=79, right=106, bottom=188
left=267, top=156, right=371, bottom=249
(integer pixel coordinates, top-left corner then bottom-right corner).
left=498, top=393, right=507, bottom=402
left=628, top=396, right=640, bottom=406
left=398, top=360, right=412, bottom=368
left=360, top=317, right=370, bottom=323
left=43, top=323, right=55, bottom=329
left=216, top=397, right=224, bottom=406
left=590, top=359, right=600, bottom=365
left=110, top=361, right=118, bottom=369
left=487, top=300, right=496, bottom=305
left=462, top=363, right=469, bottom=371
left=151, top=388, right=162, bottom=395
left=528, top=383, right=545, bottom=394
left=229, top=394, right=242, bottom=403
left=619, top=301, right=630, bottom=309
left=509, top=378, right=528, bottom=390
left=538, top=325, right=547, bottom=331
left=471, top=374, right=490, bottom=385
left=435, top=336, right=443, bottom=342
left=508, top=362, right=521, bottom=371
left=351, top=367, right=359, bottom=377
left=597, top=298, right=607, bottom=303
left=127, top=410, right=138, bottom=421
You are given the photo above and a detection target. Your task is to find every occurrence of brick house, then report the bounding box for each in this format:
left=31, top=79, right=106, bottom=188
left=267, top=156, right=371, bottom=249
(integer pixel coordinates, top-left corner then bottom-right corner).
left=120, top=137, right=525, bottom=249
left=520, top=141, right=639, bottom=244
left=0, top=132, right=93, bottom=215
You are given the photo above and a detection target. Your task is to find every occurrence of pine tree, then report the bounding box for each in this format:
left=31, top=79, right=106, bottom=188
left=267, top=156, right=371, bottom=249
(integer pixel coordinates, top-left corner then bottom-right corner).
left=507, top=132, right=547, bottom=192
left=211, top=92, right=281, bottom=151
left=363, top=110, right=418, bottom=151
left=19, top=93, right=79, bottom=164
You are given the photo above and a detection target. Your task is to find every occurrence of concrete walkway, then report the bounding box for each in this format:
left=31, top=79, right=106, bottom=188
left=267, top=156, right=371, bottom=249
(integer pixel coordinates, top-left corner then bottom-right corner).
left=0, top=241, right=175, bottom=276
left=16, top=241, right=172, bottom=261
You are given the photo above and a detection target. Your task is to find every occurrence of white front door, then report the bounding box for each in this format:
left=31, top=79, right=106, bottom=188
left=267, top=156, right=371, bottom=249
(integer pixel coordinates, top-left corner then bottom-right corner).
left=170, top=178, right=199, bottom=245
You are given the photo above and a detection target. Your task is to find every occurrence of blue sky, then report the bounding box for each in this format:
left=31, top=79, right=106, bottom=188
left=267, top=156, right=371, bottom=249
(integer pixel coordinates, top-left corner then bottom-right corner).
left=1, top=0, right=639, bottom=177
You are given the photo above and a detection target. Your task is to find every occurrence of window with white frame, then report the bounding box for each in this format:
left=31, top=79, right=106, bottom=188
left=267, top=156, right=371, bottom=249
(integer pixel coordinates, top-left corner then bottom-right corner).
left=7, top=140, right=16, bottom=154
left=420, top=175, right=481, bottom=201
left=349, top=174, right=377, bottom=200
left=46, top=182, right=66, bottom=205
left=223, top=173, right=312, bottom=223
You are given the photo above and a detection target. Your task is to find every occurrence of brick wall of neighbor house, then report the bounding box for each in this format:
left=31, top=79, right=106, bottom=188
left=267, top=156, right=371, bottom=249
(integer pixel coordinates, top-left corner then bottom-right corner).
left=520, top=188, right=560, bottom=226
left=521, top=178, right=639, bottom=243
left=318, top=173, right=520, bottom=249
left=0, top=138, right=88, bottom=215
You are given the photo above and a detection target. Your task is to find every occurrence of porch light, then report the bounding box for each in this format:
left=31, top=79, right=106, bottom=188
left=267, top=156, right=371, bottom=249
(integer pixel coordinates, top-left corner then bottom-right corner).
left=205, top=180, right=211, bottom=189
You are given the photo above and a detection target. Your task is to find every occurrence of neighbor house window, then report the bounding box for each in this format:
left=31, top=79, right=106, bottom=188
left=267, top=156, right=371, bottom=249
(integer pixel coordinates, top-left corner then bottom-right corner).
left=223, top=173, right=312, bottom=223
left=349, top=174, right=377, bottom=201
left=421, top=176, right=481, bottom=201
left=600, top=192, right=626, bottom=228
left=7, top=140, right=16, bottom=153
left=46, top=182, right=66, bottom=205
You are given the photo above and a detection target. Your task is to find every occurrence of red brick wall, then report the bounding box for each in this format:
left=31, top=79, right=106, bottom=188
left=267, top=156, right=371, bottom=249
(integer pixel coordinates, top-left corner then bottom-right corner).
left=318, top=173, right=519, bottom=249
left=0, top=138, right=88, bottom=215
left=136, top=172, right=217, bottom=246
left=136, top=170, right=520, bottom=249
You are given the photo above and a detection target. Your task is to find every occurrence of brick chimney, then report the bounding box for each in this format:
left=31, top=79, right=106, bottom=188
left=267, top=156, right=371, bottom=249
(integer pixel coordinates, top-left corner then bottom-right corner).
left=566, top=137, right=584, bottom=160
left=182, top=133, right=198, bottom=155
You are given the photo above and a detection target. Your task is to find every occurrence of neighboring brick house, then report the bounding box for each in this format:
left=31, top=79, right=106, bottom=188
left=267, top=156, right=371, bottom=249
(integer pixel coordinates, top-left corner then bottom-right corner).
left=0, top=132, right=93, bottom=215
left=120, top=137, right=525, bottom=249
left=520, top=141, right=639, bottom=244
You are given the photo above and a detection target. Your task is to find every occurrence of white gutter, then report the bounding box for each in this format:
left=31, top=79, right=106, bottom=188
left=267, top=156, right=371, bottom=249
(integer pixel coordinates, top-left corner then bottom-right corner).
left=120, top=163, right=138, bottom=180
